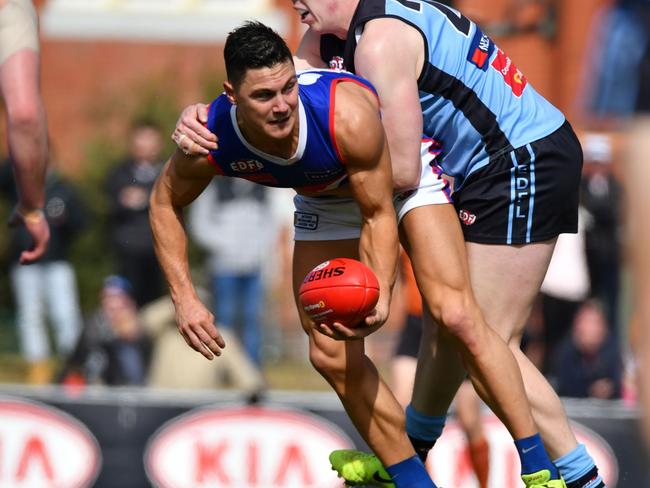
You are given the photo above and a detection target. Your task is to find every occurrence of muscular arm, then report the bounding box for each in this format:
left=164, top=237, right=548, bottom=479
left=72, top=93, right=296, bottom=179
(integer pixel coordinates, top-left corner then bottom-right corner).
left=334, top=82, right=400, bottom=328
left=354, top=18, right=426, bottom=191
left=149, top=151, right=225, bottom=359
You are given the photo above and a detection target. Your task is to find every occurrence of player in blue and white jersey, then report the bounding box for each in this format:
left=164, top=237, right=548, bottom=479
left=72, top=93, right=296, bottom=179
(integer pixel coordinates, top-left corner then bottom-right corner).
left=151, top=21, right=440, bottom=488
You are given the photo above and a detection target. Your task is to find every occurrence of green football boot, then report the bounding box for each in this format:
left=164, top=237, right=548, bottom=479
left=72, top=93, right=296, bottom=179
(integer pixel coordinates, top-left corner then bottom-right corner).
left=329, top=450, right=395, bottom=487
left=522, top=470, right=568, bottom=488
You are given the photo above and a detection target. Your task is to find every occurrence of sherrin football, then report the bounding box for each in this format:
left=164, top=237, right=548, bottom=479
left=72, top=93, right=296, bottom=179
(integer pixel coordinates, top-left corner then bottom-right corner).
left=299, top=258, right=380, bottom=327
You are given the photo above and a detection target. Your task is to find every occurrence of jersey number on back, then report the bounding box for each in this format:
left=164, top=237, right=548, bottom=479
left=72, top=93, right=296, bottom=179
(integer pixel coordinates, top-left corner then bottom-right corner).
left=394, top=0, right=471, bottom=36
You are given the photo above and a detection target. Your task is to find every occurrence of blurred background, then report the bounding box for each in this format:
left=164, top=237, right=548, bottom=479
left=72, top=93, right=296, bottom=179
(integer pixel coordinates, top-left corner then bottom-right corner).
left=0, top=0, right=647, bottom=487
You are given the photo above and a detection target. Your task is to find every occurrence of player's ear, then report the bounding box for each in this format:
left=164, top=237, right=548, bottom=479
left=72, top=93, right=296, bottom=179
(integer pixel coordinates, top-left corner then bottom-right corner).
left=224, top=81, right=237, bottom=105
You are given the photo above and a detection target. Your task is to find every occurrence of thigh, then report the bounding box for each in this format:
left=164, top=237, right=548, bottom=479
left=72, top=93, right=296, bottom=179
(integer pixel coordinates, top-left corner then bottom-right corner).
left=43, top=261, right=80, bottom=317
left=10, top=262, right=43, bottom=310
left=466, top=240, right=556, bottom=342
left=0, top=0, right=39, bottom=66
left=399, top=203, right=473, bottom=317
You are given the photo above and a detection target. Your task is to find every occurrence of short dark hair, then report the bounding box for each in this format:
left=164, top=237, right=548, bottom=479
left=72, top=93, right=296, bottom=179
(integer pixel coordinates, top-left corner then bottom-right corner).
left=224, top=21, right=294, bottom=87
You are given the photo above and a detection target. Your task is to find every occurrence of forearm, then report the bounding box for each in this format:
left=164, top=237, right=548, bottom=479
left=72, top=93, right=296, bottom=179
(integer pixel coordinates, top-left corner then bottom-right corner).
left=8, top=90, right=48, bottom=211
left=150, top=190, right=198, bottom=305
left=358, top=211, right=399, bottom=305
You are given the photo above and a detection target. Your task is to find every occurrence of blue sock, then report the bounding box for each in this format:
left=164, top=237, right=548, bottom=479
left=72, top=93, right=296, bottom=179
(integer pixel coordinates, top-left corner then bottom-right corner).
left=405, top=405, right=447, bottom=462
left=405, top=405, right=447, bottom=441
left=515, top=433, right=560, bottom=478
left=554, top=444, right=604, bottom=487
left=386, top=455, right=437, bottom=488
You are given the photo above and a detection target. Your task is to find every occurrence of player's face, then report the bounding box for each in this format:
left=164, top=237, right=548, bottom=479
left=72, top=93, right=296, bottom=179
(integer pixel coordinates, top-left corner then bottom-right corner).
left=230, top=61, right=299, bottom=140
left=292, top=0, right=347, bottom=32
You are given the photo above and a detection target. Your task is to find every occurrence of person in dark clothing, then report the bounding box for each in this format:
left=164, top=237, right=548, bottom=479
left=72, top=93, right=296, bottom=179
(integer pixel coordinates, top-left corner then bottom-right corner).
left=580, top=135, right=623, bottom=334
left=105, top=121, right=164, bottom=307
left=0, top=158, right=86, bottom=384
left=61, top=275, right=151, bottom=386
left=551, top=300, right=622, bottom=399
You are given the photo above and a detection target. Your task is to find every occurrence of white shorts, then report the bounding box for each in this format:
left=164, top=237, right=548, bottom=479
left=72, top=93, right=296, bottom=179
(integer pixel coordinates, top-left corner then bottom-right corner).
left=0, top=0, right=39, bottom=65
left=294, top=142, right=452, bottom=241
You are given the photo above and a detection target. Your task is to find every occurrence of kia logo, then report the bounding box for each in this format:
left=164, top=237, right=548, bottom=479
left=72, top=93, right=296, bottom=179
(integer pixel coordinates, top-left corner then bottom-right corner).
left=428, top=415, right=618, bottom=487
left=145, top=406, right=354, bottom=487
left=0, top=397, right=101, bottom=488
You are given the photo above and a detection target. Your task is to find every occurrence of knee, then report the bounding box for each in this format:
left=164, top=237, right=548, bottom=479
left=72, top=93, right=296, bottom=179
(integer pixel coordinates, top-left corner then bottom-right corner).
left=7, top=101, right=42, bottom=134
left=434, top=294, right=485, bottom=351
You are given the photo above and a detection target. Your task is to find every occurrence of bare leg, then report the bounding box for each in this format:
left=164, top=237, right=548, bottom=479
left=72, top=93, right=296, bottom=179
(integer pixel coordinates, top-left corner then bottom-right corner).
left=391, top=354, right=418, bottom=408
left=401, top=204, right=537, bottom=440
left=465, top=240, right=579, bottom=459
left=293, top=239, right=416, bottom=466
left=455, top=380, right=490, bottom=488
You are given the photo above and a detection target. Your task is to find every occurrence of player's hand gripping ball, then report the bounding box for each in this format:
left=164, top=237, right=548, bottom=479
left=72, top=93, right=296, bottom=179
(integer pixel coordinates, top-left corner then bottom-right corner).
left=299, top=258, right=380, bottom=327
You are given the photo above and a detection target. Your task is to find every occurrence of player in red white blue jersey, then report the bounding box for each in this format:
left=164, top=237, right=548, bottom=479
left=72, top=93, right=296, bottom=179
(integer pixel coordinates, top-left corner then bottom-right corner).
left=150, top=21, right=442, bottom=487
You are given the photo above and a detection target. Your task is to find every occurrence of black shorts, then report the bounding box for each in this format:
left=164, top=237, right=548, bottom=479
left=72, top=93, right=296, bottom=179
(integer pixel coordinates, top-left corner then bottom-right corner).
left=453, top=121, right=583, bottom=244
left=394, top=314, right=423, bottom=359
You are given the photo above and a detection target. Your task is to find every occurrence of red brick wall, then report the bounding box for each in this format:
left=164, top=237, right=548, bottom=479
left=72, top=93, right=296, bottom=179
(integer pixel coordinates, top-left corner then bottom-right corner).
left=39, top=40, right=226, bottom=174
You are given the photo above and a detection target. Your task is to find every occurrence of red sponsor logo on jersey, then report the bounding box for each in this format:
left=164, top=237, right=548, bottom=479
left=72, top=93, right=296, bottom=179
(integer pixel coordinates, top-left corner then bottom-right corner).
left=491, top=49, right=528, bottom=97
left=459, top=209, right=476, bottom=225
left=328, top=56, right=345, bottom=71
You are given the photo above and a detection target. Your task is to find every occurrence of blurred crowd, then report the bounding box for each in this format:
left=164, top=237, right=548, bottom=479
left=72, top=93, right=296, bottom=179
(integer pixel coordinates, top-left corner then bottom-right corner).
left=0, top=119, right=295, bottom=394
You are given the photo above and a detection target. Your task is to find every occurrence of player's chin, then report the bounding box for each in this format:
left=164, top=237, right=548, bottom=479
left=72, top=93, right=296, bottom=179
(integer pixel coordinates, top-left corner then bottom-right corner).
left=267, top=120, right=292, bottom=137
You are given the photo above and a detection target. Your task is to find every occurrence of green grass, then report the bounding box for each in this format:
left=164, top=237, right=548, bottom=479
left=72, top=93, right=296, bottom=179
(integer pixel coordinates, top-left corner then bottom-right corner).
left=0, top=352, right=332, bottom=390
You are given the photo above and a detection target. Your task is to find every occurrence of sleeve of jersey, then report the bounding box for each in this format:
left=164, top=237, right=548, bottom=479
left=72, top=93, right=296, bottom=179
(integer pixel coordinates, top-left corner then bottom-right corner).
left=205, top=99, right=224, bottom=175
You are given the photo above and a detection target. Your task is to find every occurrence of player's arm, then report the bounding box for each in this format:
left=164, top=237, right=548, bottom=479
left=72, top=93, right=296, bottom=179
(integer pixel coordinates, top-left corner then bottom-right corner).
left=149, top=151, right=225, bottom=359
left=354, top=18, right=426, bottom=192
left=330, top=82, right=400, bottom=337
left=8, top=143, right=50, bottom=264
left=294, top=28, right=328, bottom=70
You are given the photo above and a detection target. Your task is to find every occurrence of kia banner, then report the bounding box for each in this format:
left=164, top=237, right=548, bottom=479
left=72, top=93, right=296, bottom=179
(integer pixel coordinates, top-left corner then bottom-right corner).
left=145, top=406, right=354, bottom=488
left=0, top=397, right=101, bottom=488
left=0, top=386, right=646, bottom=487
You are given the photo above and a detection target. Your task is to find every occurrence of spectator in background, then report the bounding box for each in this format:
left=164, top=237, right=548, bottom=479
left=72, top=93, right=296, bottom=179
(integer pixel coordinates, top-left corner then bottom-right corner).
left=188, top=177, right=278, bottom=366
left=141, top=290, right=265, bottom=394
left=538, top=207, right=590, bottom=374
left=62, top=275, right=151, bottom=386
left=582, top=0, right=650, bottom=468
left=580, top=134, right=623, bottom=334
left=0, top=0, right=50, bottom=264
left=551, top=300, right=622, bottom=400
left=0, top=156, right=85, bottom=384
left=105, top=120, right=164, bottom=307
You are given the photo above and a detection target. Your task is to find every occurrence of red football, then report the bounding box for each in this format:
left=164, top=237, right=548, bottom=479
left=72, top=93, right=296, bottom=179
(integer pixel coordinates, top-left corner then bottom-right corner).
left=298, top=258, right=380, bottom=327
